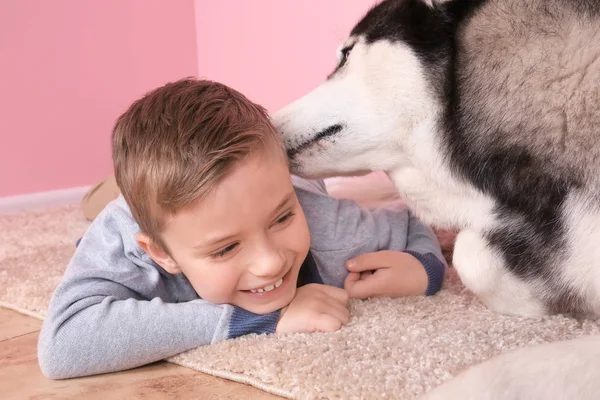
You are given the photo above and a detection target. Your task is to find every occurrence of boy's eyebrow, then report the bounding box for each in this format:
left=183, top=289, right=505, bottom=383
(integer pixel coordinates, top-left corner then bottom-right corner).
left=272, top=190, right=296, bottom=215
left=195, top=190, right=296, bottom=249
left=196, top=233, right=238, bottom=249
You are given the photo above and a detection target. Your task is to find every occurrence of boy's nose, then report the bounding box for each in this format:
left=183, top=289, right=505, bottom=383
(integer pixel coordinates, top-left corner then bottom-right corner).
left=249, top=246, right=286, bottom=277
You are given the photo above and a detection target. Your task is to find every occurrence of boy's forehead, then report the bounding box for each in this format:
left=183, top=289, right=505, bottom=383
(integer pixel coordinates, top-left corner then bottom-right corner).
left=162, top=150, right=294, bottom=243
left=211, top=150, right=292, bottom=206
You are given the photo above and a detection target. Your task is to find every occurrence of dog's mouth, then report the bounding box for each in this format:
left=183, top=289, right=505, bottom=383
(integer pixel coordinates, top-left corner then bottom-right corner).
left=286, top=124, right=344, bottom=158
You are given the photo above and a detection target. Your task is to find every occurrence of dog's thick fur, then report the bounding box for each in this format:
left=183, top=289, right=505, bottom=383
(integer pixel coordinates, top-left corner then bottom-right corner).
left=421, top=334, right=600, bottom=400
left=273, top=0, right=600, bottom=396
left=274, top=0, right=600, bottom=318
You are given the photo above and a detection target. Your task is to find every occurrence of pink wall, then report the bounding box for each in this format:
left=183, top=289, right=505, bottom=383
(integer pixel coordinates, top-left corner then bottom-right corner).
left=1, top=1, right=375, bottom=198
left=194, top=0, right=375, bottom=112
left=0, top=0, right=198, bottom=197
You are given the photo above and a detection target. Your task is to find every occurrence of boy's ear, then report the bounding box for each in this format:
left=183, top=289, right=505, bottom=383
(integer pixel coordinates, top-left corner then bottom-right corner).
left=136, top=233, right=181, bottom=274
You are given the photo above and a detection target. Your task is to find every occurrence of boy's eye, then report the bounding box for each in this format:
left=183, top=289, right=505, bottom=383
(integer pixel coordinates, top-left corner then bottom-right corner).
left=211, top=242, right=238, bottom=259
left=274, top=211, right=295, bottom=226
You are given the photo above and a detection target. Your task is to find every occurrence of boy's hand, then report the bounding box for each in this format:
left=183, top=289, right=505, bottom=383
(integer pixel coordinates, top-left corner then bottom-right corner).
left=344, top=251, right=428, bottom=299
left=276, top=284, right=349, bottom=333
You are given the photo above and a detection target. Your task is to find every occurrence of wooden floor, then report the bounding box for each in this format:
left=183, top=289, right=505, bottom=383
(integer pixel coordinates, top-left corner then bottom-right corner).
left=0, top=308, right=281, bottom=399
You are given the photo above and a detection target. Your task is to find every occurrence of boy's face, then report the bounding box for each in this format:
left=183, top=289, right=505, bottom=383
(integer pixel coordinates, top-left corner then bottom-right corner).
left=148, top=149, right=311, bottom=314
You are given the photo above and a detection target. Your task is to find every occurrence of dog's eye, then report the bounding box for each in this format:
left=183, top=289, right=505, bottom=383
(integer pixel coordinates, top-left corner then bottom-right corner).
left=339, top=45, right=354, bottom=68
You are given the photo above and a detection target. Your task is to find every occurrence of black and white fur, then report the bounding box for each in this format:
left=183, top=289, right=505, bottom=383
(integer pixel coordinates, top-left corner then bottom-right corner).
left=273, top=1, right=600, bottom=396
left=274, top=0, right=600, bottom=318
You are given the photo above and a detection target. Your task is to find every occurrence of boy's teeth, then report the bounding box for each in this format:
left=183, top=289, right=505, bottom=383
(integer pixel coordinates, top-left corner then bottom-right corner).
left=250, top=278, right=284, bottom=293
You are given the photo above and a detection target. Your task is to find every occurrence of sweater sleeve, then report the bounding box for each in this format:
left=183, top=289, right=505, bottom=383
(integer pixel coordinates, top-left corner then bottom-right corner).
left=38, top=199, right=279, bottom=380
left=403, top=210, right=447, bottom=296
left=295, top=182, right=446, bottom=294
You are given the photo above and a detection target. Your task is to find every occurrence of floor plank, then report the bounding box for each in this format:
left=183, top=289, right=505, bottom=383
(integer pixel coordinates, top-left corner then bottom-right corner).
left=0, top=315, right=282, bottom=400
left=0, top=308, right=42, bottom=342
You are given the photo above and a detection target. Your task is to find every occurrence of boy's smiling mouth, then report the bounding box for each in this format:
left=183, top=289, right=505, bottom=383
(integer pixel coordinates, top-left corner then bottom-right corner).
left=243, top=268, right=294, bottom=298
left=249, top=278, right=283, bottom=293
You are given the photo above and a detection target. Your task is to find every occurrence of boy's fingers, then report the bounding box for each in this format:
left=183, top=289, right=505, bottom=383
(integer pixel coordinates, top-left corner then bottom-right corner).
left=316, top=313, right=344, bottom=332
left=344, top=272, right=360, bottom=292
left=344, top=272, right=377, bottom=296
left=345, top=273, right=382, bottom=299
left=322, top=285, right=350, bottom=304
left=326, top=302, right=350, bottom=325
left=360, top=271, right=374, bottom=280
left=346, top=251, right=392, bottom=272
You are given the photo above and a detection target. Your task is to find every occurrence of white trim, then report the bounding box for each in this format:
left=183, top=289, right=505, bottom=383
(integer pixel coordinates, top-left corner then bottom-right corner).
left=0, top=185, right=90, bottom=215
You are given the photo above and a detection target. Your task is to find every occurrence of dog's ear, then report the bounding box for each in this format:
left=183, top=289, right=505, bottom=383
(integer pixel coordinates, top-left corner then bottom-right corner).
left=421, top=0, right=454, bottom=8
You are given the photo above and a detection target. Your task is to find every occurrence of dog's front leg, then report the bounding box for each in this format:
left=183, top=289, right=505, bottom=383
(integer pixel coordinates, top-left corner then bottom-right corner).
left=453, top=229, right=547, bottom=317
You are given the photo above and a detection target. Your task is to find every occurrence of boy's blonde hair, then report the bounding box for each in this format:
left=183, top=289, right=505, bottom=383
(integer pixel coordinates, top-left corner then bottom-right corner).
left=112, top=78, right=284, bottom=250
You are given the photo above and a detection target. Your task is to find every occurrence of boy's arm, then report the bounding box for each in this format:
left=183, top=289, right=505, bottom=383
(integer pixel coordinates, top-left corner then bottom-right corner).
left=295, top=184, right=446, bottom=294
left=38, top=202, right=279, bottom=380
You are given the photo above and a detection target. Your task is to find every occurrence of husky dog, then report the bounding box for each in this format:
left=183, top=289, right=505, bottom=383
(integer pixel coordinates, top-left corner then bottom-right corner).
left=273, top=0, right=600, bottom=318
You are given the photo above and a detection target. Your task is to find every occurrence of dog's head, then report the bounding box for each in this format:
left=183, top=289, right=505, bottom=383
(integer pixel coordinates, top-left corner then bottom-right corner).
left=273, top=0, right=454, bottom=178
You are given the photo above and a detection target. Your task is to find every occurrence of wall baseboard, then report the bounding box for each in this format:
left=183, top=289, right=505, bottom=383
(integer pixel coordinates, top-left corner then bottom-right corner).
left=0, top=186, right=90, bottom=216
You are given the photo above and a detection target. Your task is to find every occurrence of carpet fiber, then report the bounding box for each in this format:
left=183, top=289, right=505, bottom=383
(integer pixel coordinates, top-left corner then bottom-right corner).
left=2, top=173, right=599, bottom=399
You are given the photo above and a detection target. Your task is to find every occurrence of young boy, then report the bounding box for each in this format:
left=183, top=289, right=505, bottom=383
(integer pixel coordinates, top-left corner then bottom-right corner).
left=38, top=79, right=446, bottom=380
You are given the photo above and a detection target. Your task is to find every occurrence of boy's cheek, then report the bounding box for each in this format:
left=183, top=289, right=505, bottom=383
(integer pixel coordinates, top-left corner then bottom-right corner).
left=293, top=216, right=311, bottom=254
left=186, top=272, right=236, bottom=303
